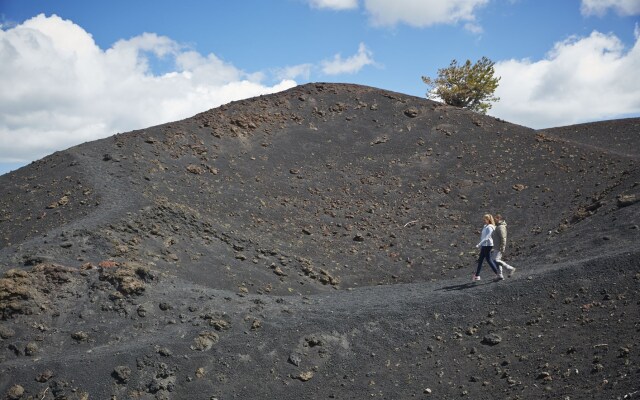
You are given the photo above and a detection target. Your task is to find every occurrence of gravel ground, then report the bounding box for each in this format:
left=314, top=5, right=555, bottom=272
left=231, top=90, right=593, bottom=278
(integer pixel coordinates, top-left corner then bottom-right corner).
left=1, top=83, right=638, bottom=399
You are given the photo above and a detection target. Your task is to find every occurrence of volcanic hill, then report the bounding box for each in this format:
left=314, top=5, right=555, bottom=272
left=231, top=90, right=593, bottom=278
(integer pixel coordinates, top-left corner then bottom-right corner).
left=1, top=83, right=639, bottom=399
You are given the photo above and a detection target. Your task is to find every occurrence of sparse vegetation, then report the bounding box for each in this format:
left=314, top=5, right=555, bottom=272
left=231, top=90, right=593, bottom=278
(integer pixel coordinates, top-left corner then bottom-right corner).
left=422, top=57, right=500, bottom=114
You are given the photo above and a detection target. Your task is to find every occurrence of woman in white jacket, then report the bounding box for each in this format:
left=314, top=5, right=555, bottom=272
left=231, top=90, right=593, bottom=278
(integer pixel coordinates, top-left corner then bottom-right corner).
left=473, top=214, right=503, bottom=281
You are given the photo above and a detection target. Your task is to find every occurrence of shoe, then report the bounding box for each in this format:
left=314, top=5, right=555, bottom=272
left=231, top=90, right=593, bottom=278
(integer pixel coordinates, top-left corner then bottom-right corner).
left=472, top=275, right=481, bottom=281
left=509, top=268, right=516, bottom=277
left=496, top=274, right=505, bottom=281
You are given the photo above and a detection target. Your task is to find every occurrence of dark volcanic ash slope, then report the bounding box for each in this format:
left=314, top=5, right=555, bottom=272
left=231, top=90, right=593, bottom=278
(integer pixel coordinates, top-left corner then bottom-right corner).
left=542, top=118, right=640, bottom=159
left=0, top=83, right=639, bottom=399
left=2, top=83, right=637, bottom=293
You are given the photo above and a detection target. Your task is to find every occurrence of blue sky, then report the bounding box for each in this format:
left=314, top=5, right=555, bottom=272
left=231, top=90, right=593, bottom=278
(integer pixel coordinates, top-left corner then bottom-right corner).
left=1, top=0, right=639, bottom=176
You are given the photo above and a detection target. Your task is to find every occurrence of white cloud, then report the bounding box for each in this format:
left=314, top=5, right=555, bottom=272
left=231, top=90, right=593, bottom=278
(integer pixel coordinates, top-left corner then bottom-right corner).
left=307, top=0, right=488, bottom=30
left=491, top=30, right=640, bottom=128
left=274, top=63, right=314, bottom=81
left=0, top=14, right=296, bottom=164
left=362, top=0, right=489, bottom=28
left=464, top=22, right=484, bottom=34
left=308, top=0, right=358, bottom=10
left=321, top=43, right=375, bottom=75
left=581, top=0, right=640, bottom=16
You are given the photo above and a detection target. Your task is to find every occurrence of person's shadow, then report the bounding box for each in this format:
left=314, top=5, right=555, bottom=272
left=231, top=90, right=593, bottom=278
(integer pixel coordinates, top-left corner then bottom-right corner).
left=437, top=282, right=484, bottom=291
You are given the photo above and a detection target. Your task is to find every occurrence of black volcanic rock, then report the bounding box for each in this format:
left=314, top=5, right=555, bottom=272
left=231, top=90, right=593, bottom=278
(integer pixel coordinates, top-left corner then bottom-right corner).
left=0, top=83, right=638, bottom=399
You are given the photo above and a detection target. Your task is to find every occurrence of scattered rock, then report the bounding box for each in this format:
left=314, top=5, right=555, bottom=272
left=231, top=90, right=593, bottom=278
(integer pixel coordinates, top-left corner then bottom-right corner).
left=6, top=384, right=24, bottom=399
left=371, top=136, right=388, bottom=145
left=158, top=347, right=173, bottom=357
left=296, top=371, right=314, bottom=382
left=209, top=319, right=231, bottom=331
left=112, top=366, right=131, bottom=384
left=404, top=107, right=419, bottom=118
left=0, top=325, right=15, bottom=339
left=98, top=260, right=118, bottom=268
left=36, top=370, right=54, bottom=383
left=305, top=336, right=323, bottom=347
left=617, top=194, right=638, bottom=208
left=0, top=265, right=76, bottom=319
left=251, top=319, right=262, bottom=330
left=619, top=347, right=630, bottom=358
left=329, top=103, right=346, bottom=113
left=186, top=164, right=204, bottom=175
left=481, top=333, right=502, bottom=346
left=537, top=371, right=552, bottom=381
left=24, top=342, right=38, bottom=356
left=191, top=331, right=219, bottom=351
left=137, top=304, right=148, bottom=317
left=99, top=262, right=154, bottom=296
left=71, top=331, right=89, bottom=342
left=288, top=353, right=302, bottom=366
left=46, top=195, right=69, bottom=209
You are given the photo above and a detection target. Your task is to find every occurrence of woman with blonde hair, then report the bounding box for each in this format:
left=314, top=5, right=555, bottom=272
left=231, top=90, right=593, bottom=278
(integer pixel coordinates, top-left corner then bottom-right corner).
left=473, top=214, right=503, bottom=281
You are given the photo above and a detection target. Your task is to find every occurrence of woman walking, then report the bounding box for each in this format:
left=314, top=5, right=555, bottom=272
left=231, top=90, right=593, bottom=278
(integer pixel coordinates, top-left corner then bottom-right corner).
left=473, top=214, right=503, bottom=281
left=492, top=214, right=516, bottom=277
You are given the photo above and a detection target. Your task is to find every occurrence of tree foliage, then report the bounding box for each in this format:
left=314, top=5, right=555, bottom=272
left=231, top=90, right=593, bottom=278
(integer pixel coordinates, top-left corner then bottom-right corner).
left=422, top=57, right=500, bottom=114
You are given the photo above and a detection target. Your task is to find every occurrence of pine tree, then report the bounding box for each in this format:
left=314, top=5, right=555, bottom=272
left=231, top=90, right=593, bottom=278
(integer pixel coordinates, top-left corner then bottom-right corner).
left=422, top=57, right=500, bottom=114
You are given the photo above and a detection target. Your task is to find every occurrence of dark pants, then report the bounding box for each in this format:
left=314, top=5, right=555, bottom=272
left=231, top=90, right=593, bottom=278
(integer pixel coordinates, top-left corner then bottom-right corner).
left=476, top=246, right=499, bottom=276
